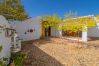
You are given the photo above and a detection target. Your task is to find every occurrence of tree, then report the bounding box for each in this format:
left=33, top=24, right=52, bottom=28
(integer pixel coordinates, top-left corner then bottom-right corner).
left=0, top=0, right=28, bottom=21
left=42, top=14, right=62, bottom=39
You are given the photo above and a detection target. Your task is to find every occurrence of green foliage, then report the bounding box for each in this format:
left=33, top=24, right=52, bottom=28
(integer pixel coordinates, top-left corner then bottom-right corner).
left=42, top=14, right=62, bottom=30
left=0, top=0, right=28, bottom=21
left=62, top=20, right=83, bottom=32
left=0, top=58, right=8, bottom=66
left=63, top=16, right=96, bottom=32
left=12, top=52, right=27, bottom=66
left=0, top=61, right=6, bottom=66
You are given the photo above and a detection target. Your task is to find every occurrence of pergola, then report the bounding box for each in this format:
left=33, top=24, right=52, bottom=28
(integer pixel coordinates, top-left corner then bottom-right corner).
left=62, top=15, right=96, bottom=42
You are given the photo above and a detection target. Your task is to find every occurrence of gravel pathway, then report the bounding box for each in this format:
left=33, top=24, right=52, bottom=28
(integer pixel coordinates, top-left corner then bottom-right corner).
left=22, top=38, right=99, bottom=66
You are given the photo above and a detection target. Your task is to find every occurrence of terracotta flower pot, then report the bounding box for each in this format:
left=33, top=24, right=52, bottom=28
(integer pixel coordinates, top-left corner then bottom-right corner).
left=10, top=62, right=15, bottom=66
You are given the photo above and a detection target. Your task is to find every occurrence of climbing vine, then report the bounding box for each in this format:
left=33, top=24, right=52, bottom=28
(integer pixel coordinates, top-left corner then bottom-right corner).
left=63, top=16, right=96, bottom=32
left=62, top=16, right=96, bottom=42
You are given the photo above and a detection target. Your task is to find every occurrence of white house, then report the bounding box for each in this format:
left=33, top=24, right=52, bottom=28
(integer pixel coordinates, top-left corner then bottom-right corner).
left=0, top=15, right=11, bottom=64
left=9, top=15, right=99, bottom=42
left=9, top=16, right=62, bottom=41
left=0, top=15, right=21, bottom=65
left=88, top=23, right=99, bottom=37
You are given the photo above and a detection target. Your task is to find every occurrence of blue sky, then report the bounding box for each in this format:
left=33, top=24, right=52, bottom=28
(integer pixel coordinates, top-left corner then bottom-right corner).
left=21, top=0, right=99, bottom=18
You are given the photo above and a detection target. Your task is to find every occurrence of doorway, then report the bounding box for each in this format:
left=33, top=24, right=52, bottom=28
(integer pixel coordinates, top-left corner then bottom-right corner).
left=45, top=27, right=51, bottom=37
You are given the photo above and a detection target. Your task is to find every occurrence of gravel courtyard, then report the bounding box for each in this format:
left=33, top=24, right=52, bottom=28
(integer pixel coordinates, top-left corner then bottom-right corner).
left=22, top=38, right=99, bottom=66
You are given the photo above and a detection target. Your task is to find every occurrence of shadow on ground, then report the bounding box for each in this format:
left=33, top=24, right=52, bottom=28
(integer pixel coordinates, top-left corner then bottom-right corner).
left=22, top=42, right=64, bottom=66
left=88, top=37, right=99, bottom=41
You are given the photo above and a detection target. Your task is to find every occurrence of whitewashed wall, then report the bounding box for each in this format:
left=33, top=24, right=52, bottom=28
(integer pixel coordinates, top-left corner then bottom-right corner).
left=11, top=17, right=42, bottom=41
left=51, top=27, right=62, bottom=37
left=88, top=23, right=99, bottom=37
left=9, top=17, right=62, bottom=41
left=0, top=15, right=11, bottom=63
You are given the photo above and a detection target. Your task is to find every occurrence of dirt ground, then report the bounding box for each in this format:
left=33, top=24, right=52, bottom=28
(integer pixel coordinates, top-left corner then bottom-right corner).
left=22, top=38, right=99, bottom=66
